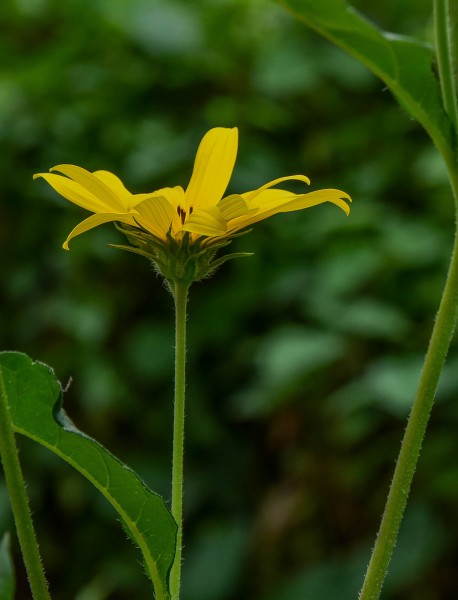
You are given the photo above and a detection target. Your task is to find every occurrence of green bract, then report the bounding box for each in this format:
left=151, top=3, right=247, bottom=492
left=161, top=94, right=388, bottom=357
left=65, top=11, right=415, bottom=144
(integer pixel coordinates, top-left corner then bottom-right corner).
left=115, top=224, right=253, bottom=285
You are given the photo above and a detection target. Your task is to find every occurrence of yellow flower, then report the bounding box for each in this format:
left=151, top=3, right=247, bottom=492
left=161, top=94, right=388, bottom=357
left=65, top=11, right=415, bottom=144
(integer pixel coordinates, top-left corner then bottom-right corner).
left=34, top=127, right=351, bottom=282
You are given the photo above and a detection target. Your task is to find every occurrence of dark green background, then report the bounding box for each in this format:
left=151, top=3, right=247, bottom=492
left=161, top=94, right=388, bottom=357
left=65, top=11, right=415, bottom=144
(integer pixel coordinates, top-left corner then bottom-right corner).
left=1, top=0, right=457, bottom=598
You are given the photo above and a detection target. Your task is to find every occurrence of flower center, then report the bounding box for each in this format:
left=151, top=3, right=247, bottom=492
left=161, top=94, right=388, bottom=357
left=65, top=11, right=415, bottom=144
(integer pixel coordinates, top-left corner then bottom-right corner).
left=177, top=205, right=193, bottom=225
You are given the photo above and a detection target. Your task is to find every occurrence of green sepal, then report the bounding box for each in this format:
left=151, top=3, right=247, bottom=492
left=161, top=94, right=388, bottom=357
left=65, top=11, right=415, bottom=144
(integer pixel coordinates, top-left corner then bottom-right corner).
left=205, top=252, right=254, bottom=272
left=114, top=223, right=253, bottom=284
left=109, top=243, right=158, bottom=261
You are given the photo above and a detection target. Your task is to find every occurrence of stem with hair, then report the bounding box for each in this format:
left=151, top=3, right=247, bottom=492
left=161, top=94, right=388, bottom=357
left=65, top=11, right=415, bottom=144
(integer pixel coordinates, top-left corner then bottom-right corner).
left=0, top=369, right=52, bottom=600
left=359, top=1, right=458, bottom=597
left=169, top=279, right=190, bottom=600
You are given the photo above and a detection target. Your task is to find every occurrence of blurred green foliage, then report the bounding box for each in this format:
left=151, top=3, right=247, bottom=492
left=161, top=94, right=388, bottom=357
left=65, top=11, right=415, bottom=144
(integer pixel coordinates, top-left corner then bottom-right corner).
left=1, top=0, right=457, bottom=599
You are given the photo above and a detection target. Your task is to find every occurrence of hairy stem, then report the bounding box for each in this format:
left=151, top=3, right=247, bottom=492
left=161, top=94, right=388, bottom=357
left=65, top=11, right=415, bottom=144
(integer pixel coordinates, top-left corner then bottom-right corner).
left=359, top=227, right=458, bottom=599
left=169, top=279, right=190, bottom=600
left=359, top=6, right=458, bottom=596
left=0, top=370, right=52, bottom=600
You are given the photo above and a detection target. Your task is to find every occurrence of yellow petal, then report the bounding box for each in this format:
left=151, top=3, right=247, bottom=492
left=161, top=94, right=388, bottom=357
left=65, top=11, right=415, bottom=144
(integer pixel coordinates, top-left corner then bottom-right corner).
left=184, top=127, right=238, bottom=211
left=51, top=164, right=126, bottom=212
left=93, top=170, right=135, bottom=210
left=228, top=188, right=351, bottom=233
left=133, top=196, right=180, bottom=240
left=243, top=175, right=310, bottom=204
left=63, top=212, right=136, bottom=250
left=218, top=194, right=258, bottom=221
left=241, top=188, right=298, bottom=211
left=180, top=206, right=227, bottom=236
left=33, top=172, right=107, bottom=213
left=142, top=186, right=186, bottom=211
left=268, top=189, right=352, bottom=215
left=93, top=172, right=183, bottom=212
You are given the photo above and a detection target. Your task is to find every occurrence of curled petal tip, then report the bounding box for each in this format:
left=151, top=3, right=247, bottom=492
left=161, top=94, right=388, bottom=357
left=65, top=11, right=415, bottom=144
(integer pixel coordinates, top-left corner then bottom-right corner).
left=339, top=199, right=351, bottom=216
left=334, top=190, right=352, bottom=215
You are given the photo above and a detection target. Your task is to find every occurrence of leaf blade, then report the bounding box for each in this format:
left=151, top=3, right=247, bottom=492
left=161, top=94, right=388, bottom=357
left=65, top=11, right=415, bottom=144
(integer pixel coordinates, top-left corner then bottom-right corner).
left=280, top=0, right=454, bottom=153
left=0, top=351, right=176, bottom=600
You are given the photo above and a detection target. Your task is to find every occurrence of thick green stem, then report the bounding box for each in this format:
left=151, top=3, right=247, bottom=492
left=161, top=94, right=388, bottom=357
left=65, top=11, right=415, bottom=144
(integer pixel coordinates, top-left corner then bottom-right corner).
left=359, top=226, right=458, bottom=599
left=0, top=370, right=52, bottom=600
left=169, top=279, right=190, bottom=600
left=359, top=7, right=458, bottom=596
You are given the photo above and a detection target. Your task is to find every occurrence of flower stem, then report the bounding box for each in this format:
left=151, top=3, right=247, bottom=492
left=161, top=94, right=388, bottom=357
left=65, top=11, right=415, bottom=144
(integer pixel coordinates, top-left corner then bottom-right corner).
left=0, top=370, right=52, bottom=600
left=169, top=279, right=190, bottom=600
left=359, top=6, right=458, bottom=597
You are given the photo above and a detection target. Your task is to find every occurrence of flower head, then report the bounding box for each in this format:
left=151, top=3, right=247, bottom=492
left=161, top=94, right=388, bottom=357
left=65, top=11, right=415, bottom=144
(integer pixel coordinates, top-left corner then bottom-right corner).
left=34, top=127, right=351, bottom=283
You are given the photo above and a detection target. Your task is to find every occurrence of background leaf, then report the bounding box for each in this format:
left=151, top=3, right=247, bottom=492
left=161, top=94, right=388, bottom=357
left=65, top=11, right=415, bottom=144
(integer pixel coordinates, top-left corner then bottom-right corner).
left=279, top=0, right=454, bottom=153
left=0, top=352, right=176, bottom=600
left=0, top=533, right=15, bottom=600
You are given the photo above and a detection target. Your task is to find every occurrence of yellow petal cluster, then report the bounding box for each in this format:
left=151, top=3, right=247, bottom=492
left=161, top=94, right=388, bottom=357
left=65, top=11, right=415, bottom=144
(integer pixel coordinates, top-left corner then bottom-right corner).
left=34, top=127, right=351, bottom=251
left=34, top=127, right=351, bottom=283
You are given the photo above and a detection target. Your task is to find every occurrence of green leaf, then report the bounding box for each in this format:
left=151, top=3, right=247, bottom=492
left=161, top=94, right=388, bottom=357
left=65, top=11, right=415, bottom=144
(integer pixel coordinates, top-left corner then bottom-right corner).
left=279, top=0, right=454, bottom=153
left=0, top=533, right=15, bottom=600
left=0, top=352, right=176, bottom=600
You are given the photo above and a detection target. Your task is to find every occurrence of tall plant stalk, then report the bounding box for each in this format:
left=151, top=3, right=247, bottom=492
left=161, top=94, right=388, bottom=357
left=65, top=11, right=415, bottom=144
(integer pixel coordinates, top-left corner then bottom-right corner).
left=359, top=1, right=458, bottom=597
